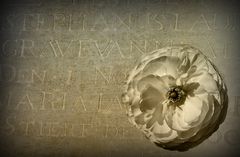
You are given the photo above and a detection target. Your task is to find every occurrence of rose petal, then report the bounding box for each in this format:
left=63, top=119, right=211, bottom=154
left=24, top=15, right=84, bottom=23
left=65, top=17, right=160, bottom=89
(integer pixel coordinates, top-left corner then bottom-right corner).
left=201, top=95, right=222, bottom=129
left=187, top=70, right=218, bottom=95
left=151, top=120, right=171, bottom=134
left=183, top=82, right=200, bottom=97
left=160, top=75, right=176, bottom=88
left=176, top=65, right=197, bottom=86
left=142, top=56, right=181, bottom=78
left=165, top=95, right=208, bottom=132
left=146, top=104, right=163, bottom=128
left=139, top=86, right=164, bottom=112
left=145, top=100, right=169, bottom=128
left=191, top=93, right=210, bottom=125
left=137, top=75, right=169, bottom=93
left=155, top=130, right=178, bottom=143
left=183, top=96, right=204, bottom=125
left=149, top=120, right=178, bottom=143
left=177, top=56, right=191, bottom=74
left=165, top=106, right=191, bottom=132
left=134, top=112, right=153, bottom=125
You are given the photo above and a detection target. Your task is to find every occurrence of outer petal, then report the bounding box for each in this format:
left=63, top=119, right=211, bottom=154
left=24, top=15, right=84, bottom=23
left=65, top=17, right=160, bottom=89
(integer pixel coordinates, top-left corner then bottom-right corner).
left=141, top=56, right=181, bottom=78
left=149, top=120, right=178, bottom=143
left=134, top=112, right=153, bottom=125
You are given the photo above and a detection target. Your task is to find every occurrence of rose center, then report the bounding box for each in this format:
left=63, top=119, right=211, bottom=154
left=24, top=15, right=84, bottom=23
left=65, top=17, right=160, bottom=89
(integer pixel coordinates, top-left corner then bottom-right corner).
left=167, top=86, right=185, bottom=103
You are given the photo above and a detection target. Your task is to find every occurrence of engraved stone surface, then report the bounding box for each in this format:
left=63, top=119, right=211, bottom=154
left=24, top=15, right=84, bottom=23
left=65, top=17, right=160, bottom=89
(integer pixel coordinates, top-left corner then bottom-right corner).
left=0, top=0, right=239, bottom=156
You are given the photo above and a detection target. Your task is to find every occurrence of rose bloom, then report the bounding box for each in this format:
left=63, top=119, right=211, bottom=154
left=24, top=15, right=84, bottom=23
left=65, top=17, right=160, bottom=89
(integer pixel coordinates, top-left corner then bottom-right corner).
left=122, top=45, right=228, bottom=151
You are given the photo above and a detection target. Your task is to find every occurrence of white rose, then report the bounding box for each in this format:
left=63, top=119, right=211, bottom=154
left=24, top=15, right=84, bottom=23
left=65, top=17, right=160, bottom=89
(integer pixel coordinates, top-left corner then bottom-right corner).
left=122, top=45, right=228, bottom=151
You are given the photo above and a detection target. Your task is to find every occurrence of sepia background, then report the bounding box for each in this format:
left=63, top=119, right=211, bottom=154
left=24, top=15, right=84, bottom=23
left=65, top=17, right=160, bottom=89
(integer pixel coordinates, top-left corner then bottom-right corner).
left=0, top=0, right=240, bottom=156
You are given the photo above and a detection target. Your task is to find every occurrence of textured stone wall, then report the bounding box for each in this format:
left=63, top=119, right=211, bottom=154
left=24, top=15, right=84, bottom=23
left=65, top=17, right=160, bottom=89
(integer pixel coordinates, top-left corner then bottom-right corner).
left=0, top=0, right=239, bottom=156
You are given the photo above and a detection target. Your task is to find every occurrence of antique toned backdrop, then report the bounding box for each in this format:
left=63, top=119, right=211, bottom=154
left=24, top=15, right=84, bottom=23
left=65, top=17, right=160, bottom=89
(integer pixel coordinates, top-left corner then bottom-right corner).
left=0, top=0, right=239, bottom=156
